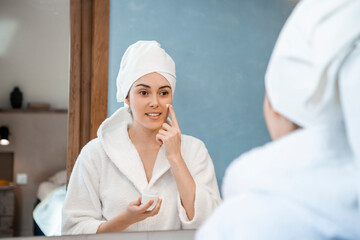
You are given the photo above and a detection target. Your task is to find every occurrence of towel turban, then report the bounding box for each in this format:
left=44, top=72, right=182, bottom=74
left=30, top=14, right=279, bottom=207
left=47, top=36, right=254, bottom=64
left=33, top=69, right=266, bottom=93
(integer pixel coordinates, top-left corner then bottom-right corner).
left=116, top=40, right=176, bottom=103
left=265, top=0, right=360, bottom=128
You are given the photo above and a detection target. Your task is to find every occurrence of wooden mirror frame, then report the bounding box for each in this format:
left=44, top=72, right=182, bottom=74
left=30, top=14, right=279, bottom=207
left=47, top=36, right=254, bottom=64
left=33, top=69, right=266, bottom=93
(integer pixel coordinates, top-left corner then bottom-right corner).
left=67, top=0, right=109, bottom=184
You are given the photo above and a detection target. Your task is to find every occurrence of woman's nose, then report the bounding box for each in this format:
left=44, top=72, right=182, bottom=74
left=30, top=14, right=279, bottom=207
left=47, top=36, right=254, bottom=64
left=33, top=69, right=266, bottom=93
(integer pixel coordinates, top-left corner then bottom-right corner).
left=149, top=95, right=159, bottom=108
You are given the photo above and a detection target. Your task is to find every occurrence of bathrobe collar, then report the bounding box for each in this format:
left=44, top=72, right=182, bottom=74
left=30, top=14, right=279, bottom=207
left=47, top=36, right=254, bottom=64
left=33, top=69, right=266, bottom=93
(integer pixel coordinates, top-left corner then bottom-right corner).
left=97, top=107, right=170, bottom=193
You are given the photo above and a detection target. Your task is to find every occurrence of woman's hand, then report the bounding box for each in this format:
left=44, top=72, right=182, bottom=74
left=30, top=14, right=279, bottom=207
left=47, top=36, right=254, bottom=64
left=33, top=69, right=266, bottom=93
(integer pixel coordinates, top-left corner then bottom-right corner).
left=124, top=197, right=162, bottom=225
left=155, top=105, right=195, bottom=220
left=156, top=104, right=182, bottom=161
left=97, top=197, right=162, bottom=233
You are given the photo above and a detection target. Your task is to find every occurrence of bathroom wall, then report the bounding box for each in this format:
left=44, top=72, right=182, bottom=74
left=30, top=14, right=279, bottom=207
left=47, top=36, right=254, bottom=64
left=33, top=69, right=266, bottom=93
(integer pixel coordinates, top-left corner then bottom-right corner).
left=0, top=0, right=69, bottom=110
left=0, top=111, right=67, bottom=236
left=108, top=0, right=297, bottom=187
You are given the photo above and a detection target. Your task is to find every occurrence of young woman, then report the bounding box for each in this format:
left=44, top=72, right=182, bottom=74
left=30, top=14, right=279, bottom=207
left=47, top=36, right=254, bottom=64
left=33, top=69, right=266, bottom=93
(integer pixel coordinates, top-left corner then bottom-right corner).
left=62, top=41, right=221, bottom=234
left=197, top=0, right=360, bottom=239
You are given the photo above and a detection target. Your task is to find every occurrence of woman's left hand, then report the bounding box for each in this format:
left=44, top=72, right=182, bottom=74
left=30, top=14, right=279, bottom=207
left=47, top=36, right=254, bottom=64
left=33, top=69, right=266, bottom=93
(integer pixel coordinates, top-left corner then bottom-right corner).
left=156, top=104, right=182, bottom=161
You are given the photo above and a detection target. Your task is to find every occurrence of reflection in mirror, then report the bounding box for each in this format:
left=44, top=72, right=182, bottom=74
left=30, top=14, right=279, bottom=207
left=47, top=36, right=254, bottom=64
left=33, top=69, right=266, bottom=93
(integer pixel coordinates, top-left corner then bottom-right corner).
left=64, top=1, right=293, bottom=233
left=63, top=42, right=222, bottom=234
left=105, top=0, right=298, bottom=235
left=0, top=0, right=69, bottom=238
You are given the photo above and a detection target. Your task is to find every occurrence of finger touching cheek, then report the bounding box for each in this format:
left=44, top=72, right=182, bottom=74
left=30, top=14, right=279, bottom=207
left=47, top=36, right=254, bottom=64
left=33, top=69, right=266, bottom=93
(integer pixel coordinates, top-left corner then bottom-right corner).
left=156, top=135, right=164, bottom=145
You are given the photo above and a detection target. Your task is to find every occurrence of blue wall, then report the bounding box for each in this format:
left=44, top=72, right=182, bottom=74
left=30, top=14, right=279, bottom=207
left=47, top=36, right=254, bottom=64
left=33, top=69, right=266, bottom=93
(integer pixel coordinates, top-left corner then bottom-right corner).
left=108, top=0, right=296, bottom=190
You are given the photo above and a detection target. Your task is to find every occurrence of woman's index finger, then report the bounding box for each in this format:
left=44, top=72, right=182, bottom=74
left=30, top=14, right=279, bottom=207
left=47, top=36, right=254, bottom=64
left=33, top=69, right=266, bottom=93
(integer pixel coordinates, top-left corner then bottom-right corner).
left=168, top=105, right=180, bottom=129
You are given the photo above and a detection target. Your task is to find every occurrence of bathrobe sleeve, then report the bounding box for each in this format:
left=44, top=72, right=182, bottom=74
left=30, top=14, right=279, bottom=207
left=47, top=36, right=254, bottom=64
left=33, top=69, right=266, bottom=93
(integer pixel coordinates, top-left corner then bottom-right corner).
left=61, top=140, right=106, bottom=235
left=177, top=137, right=222, bottom=229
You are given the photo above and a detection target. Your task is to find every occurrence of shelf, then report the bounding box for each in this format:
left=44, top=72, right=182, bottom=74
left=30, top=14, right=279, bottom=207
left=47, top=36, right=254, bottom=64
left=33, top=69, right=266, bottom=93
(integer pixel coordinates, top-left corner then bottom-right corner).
left=0, top=185, right=14, bottom=190
left=0, top=109, right=67, bottom=113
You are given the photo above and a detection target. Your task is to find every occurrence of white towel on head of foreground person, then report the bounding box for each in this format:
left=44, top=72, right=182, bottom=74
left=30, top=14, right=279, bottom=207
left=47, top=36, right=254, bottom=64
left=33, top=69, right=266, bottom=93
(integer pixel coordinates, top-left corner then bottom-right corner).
left=196, top=0, right=360, bottom=239
left=116, top=40, right=176, bottom=103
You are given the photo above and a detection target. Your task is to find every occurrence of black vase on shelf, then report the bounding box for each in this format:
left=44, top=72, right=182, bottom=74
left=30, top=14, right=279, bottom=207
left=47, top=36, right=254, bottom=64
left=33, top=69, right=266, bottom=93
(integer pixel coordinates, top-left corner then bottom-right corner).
left=10, top=87, right=23, bottom=109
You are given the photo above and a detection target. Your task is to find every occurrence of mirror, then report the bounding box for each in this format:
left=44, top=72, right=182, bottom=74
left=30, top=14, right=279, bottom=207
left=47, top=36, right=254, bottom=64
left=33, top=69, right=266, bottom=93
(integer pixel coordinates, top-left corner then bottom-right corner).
left=0, top=0, right=298, bottom=238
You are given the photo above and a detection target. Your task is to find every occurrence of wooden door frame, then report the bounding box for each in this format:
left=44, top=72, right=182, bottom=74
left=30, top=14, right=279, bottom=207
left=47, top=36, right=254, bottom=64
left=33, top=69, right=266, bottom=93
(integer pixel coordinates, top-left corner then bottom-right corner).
left=67, top=0, right=109, bottom=184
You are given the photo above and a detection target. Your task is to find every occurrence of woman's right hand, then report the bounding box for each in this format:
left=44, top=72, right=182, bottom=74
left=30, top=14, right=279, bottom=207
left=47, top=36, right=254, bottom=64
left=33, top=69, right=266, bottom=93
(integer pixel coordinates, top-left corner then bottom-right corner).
left=124, top=197, right=162, bottom=225
left=97, top=197, right=162, bottom=233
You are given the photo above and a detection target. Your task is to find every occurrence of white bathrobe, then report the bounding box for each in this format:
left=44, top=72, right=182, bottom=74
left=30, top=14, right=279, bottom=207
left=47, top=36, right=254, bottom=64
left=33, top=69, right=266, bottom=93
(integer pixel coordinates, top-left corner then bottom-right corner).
left=197, top=124, right=360, bottom=239
left=62, top=107, right=221, bottom=234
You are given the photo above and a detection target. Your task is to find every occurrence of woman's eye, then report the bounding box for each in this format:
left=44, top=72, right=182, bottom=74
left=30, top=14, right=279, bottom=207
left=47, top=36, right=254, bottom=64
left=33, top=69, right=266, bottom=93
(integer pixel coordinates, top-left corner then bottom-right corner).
left=139, top=91, right=148, bottom=95
left=160, top=91, right=169, bottom=96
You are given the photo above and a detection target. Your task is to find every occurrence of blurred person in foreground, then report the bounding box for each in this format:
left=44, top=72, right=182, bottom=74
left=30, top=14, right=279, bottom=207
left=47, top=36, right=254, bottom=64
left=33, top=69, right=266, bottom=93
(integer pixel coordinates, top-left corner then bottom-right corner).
left=197, top=0, right=360, bottom=239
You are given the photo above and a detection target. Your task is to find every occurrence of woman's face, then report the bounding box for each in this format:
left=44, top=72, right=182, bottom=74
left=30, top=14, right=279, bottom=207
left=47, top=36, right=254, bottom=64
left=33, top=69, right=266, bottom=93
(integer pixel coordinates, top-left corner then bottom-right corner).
left=125, top=72, right=172, bottom=131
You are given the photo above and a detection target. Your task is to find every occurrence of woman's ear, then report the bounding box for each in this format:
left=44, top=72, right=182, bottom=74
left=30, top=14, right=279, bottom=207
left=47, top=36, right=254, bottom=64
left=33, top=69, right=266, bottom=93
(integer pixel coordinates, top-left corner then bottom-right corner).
left=265, top=94, right=281, bottom=118
left=269, top=104, right=282, bottom=119
left=273, top=110, right=282, bottom=118
left=125, top=98, right=130, bottom=105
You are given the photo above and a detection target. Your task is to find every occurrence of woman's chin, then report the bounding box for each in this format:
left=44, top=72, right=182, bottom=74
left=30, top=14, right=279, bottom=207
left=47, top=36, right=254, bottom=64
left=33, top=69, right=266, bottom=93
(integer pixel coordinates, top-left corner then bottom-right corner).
left=142, top=121, right=164, bottom=131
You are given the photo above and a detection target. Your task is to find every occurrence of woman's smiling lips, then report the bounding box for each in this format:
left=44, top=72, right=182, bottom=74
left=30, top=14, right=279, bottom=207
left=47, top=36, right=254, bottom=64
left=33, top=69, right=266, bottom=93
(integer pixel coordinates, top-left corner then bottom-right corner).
left=145, top=112, right=162, bottom=120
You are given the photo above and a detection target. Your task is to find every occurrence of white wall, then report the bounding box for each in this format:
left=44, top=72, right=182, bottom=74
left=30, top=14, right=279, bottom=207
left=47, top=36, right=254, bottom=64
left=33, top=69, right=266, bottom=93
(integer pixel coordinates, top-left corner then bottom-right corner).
left=0, top=0, right=70, bottom=236
left=0, top=112, right=68, bottom=237
left=0, top=0, right=70, bottom=110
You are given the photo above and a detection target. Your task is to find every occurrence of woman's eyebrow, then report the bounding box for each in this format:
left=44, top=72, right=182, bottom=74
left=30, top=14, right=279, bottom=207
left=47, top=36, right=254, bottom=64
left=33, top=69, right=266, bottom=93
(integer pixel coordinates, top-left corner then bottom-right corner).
left=135, top=84, right=151, bottom=88
left=159, top=85, right=171, bottom=90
